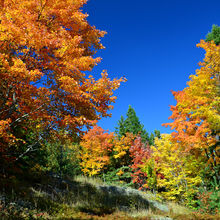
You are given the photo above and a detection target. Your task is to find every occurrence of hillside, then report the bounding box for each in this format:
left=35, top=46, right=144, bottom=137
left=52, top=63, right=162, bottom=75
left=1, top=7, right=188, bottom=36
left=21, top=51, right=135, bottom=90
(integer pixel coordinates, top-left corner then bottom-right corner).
left=1, top=173, right=219, bottom=219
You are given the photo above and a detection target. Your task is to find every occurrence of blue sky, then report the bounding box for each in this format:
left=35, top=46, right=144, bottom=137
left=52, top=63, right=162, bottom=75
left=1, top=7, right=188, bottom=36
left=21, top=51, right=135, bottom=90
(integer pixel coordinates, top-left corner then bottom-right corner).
left=83, top=0, right=220, bottom=134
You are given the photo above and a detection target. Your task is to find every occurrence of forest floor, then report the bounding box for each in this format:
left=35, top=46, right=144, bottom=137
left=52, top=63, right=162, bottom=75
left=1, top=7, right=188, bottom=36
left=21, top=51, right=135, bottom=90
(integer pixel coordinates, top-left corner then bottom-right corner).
left=0, top=172, right=219, bottom=219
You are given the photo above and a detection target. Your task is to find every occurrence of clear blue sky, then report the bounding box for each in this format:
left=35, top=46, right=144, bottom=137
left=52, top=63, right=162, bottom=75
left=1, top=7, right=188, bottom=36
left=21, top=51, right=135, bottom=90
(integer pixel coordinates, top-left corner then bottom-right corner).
left=83, top=0, right=220, bottom=134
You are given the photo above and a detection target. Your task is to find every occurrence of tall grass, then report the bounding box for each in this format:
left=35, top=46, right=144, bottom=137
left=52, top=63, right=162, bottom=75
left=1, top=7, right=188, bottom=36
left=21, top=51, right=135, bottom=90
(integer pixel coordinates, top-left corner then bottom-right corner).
left=1, top=174, right=219, bottom=219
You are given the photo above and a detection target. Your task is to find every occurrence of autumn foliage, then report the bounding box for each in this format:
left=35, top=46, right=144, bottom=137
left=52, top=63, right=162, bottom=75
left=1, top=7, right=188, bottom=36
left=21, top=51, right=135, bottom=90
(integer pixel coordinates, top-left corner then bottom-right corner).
left=80, top=125, right=114, bottom=176
left=112, top=132, right=135, bottom=167
left=0, top=0, right=124, bottom=160
left=129, top=136, right=151, bottom=189
left=0, top=0, right=219, bottom=215
left=151, top=134, right=205, bottom=203
left=164, top=40, right=220, bottom=170
left=79, top=35, right=219, bottom=211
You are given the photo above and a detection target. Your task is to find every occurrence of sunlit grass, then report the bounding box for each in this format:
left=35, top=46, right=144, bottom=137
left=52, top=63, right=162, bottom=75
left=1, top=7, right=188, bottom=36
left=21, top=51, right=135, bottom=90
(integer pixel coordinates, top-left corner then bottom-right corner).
left=73, top=174, right=106, bottom=186
left=1, top=174, right=220, bottom=219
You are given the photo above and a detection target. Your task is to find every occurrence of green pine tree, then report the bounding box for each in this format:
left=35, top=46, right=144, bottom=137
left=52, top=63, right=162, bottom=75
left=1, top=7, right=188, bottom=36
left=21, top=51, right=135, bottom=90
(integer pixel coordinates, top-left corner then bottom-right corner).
left=115, top=105, right=149, bottom=142
left=149, top=129, right=161, bottom=145
left=115, top=116, right=126, bottom=138
left=205, top=24, right=220, bottom=45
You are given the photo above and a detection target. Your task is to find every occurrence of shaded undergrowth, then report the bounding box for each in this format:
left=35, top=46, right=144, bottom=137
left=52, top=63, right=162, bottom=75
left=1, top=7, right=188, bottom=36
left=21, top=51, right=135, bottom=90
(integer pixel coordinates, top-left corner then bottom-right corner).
left=0, top=172, right=219, bottom=219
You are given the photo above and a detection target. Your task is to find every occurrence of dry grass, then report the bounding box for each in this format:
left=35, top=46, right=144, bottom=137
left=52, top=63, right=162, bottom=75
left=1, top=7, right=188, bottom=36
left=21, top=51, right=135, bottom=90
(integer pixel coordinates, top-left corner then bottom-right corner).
left=1, top=174, right=219, bottom=219
left=167, top=201, right=192, bottom=215
left=74, top=175, right=106, bottom=187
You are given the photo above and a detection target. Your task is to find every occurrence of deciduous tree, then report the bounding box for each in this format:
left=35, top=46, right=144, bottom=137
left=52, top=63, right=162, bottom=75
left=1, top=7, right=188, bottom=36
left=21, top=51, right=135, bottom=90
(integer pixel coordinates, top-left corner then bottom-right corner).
left=129, top=136, right=151, bottom=189
left=112, top=132, right=135, bottom=167
left=164, top=40, right=220, bottom=175
left=151, top=134, right=205, bottom=203
left=0, top=0, right=124, bottom=161
left=80, top=125, right=114, bottom=176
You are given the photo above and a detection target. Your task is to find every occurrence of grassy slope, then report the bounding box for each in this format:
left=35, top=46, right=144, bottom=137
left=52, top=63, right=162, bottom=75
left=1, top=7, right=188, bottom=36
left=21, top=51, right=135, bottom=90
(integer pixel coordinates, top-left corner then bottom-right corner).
left=0, top=173, right=219, bottom=219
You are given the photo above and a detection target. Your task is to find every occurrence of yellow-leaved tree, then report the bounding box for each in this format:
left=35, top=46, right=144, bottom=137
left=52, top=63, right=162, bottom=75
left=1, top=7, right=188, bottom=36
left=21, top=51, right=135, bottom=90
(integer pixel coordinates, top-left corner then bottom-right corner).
left=151, top=134, right=205, bottom=204
left=164, top=40, right=220, bottom=169
left=80, top=125, right=114, bottom=176
left=112, top=133, right=135, bottom=167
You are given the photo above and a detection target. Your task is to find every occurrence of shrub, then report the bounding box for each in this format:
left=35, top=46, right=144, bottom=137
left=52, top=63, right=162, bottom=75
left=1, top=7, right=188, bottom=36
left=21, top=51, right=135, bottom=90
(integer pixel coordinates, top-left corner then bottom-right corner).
left=103, top=166, right=134, bottom=188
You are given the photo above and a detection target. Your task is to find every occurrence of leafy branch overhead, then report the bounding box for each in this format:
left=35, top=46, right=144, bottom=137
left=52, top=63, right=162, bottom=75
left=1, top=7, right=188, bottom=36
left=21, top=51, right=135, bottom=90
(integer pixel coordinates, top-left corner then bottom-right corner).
left=0, top=0, right=125, bottom=152
left=0, top=1, right=219, bottom=217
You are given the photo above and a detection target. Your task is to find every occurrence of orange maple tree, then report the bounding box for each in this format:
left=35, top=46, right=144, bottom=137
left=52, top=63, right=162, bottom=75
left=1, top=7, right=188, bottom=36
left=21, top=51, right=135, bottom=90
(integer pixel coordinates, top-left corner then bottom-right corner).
left=80, top=125, right=114, bottom=176
left=164, top=40, right=220, bottom=169
left=0, top=0, right=124, bottom=153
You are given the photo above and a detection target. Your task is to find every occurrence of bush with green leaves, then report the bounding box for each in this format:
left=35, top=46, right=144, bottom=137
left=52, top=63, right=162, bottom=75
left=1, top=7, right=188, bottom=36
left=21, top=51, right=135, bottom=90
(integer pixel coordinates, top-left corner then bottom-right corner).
left=41, top=142, right=82, bottom=178
left=196, top=176, right=220, bottom=214
left=103, top=166, right=134, bottom=188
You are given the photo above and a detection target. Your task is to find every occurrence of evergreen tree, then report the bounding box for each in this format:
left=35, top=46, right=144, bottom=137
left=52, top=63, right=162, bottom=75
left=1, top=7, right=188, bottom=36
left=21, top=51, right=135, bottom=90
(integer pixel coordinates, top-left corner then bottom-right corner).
left=115, top=105, right=149, bottom=142
left=149, top=129, right=161, bottom=145
left=115, top=116, right=126, bottom=138
left=205, top=24, right=220, bottom=45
